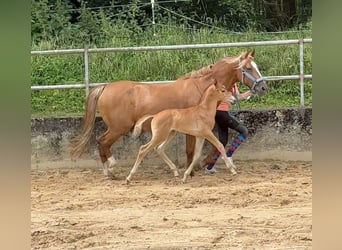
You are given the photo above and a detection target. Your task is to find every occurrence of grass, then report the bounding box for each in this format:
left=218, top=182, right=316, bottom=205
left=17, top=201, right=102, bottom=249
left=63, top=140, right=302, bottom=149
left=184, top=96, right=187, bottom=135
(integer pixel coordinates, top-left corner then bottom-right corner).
left=31, top=24, right=312, bottom=118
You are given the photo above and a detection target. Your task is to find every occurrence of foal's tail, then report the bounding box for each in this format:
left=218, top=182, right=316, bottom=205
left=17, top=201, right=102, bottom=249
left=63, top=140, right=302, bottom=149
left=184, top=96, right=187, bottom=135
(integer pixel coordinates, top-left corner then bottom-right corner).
left=70, top=85, right=106, bottom=160
left=132, top=115, right=154, bottom=138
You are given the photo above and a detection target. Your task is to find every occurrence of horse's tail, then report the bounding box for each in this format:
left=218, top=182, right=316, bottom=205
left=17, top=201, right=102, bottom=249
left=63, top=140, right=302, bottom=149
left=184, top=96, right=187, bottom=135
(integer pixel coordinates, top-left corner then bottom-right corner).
left=132, top=115, right=154, bottom=139
left=70, top=85, right=106, bottom=160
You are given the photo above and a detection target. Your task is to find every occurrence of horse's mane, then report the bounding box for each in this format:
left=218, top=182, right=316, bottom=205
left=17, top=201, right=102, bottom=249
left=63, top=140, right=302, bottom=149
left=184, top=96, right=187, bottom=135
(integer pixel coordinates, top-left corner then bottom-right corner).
left=178, top=52, right=253, bottom=80
left=222, top=54, right=254, bottom=69
left=222, top=56, right=239, bottom=64
left=179, top=64, right=214, bottom=80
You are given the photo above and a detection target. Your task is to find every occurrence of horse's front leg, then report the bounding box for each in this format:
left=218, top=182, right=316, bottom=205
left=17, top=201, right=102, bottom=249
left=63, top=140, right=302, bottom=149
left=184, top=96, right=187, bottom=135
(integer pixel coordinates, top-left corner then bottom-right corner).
left=185, top=134, right=197, bottom=171
left=205, top=133, right=237, bottom=175
left=185, top=134, right=196, bottom=166
left=183, top=137, right=205, bottom=183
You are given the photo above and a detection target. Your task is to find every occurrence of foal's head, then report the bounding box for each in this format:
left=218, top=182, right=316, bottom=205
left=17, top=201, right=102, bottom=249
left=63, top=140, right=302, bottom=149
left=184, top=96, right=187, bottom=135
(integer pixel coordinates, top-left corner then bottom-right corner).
left=215, top=85, right=229, bottom=102
left=237, top=50, right=268, bottom=96
left=203, top=84, right=229, bottom=105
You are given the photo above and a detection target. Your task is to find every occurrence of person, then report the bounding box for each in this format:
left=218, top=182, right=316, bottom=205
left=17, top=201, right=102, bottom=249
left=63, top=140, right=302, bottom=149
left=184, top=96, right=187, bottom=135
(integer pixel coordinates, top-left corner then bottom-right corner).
left=204, top=83, right=252, bottom=174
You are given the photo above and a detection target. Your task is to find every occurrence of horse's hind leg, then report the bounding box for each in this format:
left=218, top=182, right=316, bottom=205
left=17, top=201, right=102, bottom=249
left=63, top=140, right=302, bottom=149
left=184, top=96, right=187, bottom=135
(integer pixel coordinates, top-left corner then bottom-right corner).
left=127, top=129, right=169, bottom=183
left=200, top=145, right=219, bottom=168
left=126, top=141, right=156, bottom=184
left=97, top=129, right=121, bottom=177
left=185, top=134, right=196, bottom=166
left=155, top=131, right=179, bottom=177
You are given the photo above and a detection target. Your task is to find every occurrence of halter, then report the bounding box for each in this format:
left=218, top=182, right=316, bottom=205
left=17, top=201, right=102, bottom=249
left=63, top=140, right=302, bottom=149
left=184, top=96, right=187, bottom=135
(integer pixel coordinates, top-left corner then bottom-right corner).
left=238, top=57, right=265, bottom=93
left=241, top=67, right=265, bottom=93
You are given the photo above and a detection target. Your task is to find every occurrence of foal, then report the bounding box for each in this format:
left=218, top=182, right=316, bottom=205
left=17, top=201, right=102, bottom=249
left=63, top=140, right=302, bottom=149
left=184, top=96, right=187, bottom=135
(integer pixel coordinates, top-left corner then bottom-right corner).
left=127, top=84, right=237, bottom=184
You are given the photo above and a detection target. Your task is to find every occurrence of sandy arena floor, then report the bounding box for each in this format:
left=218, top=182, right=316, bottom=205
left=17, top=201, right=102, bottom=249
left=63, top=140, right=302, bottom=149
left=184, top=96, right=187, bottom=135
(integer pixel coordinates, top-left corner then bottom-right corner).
left=31, top=159, right=312, bottom=249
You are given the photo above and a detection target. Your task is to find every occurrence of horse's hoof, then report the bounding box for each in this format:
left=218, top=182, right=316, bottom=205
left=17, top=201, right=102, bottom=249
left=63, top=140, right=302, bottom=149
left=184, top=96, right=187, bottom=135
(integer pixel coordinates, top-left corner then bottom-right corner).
left=125, top=178, right=131, bottom=185
left=174, top=170, right=179, bottom=177
left=106, top=173, right=116, bottom=180
left=108, top=168, right=115, bottom=175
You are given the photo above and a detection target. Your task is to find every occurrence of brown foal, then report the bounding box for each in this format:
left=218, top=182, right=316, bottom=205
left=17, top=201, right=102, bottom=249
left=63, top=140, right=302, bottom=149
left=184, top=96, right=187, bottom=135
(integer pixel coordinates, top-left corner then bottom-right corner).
left=128, top=84, right=237, bottom=184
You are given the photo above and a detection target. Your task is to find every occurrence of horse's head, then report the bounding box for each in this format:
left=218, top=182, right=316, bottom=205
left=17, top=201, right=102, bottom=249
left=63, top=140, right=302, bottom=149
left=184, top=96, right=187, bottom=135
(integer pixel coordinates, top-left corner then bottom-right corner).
left=238, top=50, right=268, bottom=96
left=211, top=50, right=267, bottom=96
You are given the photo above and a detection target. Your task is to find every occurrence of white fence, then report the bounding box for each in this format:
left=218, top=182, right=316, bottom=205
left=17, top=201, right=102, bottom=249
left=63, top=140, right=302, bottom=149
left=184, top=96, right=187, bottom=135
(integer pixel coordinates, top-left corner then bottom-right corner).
left=31, top=38, right=312, bottom=106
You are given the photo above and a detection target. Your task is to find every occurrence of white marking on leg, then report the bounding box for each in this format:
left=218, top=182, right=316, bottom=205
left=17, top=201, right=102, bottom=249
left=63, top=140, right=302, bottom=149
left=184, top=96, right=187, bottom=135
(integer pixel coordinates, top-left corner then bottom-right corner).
left=103, top=161, right=109, bottom=176
left=107, top=155, right=117, bottom=168
left=228, top=157, right=237, bottom=170
left=106, top=155, right=117, bottom=175
left=103, top=156, right=117, bottom=178
left=222, top=155, right=237, bottom=175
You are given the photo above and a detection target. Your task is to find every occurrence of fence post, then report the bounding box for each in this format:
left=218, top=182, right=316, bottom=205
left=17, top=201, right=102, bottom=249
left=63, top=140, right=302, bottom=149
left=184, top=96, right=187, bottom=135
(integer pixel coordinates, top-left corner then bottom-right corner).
left=151, top=0, right=156, bottom=36
left=84, top=48, right=90, bottom=96
left=299, top=38, right=305, bottom=107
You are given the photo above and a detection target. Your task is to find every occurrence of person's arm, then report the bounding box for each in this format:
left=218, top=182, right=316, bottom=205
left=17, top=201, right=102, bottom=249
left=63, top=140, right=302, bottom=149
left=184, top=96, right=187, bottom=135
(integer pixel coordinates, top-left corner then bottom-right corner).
left=230, top=84, right=252, bottom=103
left=237, top=90, right=252, bottom=101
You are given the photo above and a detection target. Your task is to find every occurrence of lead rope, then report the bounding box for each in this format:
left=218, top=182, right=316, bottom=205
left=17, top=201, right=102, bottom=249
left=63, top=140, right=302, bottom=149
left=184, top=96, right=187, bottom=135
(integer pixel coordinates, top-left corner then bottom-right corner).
left=232, top=65, right=245, bottom=112
left=232, top=91, right=241, bottom=111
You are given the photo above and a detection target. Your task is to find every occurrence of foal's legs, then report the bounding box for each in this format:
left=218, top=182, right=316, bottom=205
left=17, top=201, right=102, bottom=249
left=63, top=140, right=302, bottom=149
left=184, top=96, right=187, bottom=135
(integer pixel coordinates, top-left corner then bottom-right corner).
left=155, top=131, right=179, bottom=177
left=204, top=132, right=237, bottom=175
left=126, top=143, right=154, bottom=183
left=126, top=132, right=169, bottom=184
left=183, top=137, right=205, bottom=183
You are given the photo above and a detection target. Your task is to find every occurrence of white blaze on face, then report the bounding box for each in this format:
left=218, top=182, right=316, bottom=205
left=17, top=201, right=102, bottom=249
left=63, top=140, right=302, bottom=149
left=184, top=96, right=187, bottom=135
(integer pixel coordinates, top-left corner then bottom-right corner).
left=251, top=61, right=262, bottom=78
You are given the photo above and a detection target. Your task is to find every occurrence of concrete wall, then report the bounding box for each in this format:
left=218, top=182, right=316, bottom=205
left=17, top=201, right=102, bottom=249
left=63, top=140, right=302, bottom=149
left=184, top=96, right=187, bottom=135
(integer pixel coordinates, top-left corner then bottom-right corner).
left=31, top=108, right=312, bottom=169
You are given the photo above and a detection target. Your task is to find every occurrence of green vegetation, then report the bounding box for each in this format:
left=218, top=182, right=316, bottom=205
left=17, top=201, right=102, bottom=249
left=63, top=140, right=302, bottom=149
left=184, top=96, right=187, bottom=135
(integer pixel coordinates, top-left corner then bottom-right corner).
left=31, top=1, right=312, bottom=117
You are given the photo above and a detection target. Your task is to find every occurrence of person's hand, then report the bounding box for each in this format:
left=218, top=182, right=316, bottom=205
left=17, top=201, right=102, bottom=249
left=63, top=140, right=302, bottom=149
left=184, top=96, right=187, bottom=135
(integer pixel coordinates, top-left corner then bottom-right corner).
left=228, top=95, right=237, bottom=105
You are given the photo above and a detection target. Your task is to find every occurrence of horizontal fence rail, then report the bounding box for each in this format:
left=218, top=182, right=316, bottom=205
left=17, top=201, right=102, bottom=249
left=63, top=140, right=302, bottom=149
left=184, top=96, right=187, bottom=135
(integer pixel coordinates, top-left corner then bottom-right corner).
left=30, top=75, right=313, bottom=90
left=31, top=38, right=312, bottom=106
left=31, top=39, right=312, bottom=55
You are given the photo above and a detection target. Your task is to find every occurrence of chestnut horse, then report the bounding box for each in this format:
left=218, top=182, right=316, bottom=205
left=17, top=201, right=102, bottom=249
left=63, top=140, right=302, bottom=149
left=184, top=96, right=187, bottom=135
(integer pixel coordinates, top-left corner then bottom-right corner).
left=129, top=85, right=237, bottom=184
left=70, top=50, right=267, bottom=177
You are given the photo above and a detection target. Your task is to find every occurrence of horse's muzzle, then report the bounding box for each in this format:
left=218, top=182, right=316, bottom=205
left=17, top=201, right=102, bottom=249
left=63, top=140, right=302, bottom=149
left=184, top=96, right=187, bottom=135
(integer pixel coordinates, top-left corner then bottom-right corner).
left=254, top=80, right=268, bottom=97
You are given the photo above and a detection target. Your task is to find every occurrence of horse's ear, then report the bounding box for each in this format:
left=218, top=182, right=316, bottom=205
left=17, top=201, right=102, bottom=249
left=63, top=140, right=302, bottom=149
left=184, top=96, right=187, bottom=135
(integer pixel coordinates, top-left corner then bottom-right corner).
left=241, top=51, right=249, bottom=59
left=249, top=49, right=255, bottom=57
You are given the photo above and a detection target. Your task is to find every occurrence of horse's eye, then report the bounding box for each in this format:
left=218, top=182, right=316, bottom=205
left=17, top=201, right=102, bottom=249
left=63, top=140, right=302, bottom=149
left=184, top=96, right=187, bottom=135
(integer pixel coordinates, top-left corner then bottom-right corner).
left=246, top=67, right=253, bottom=71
